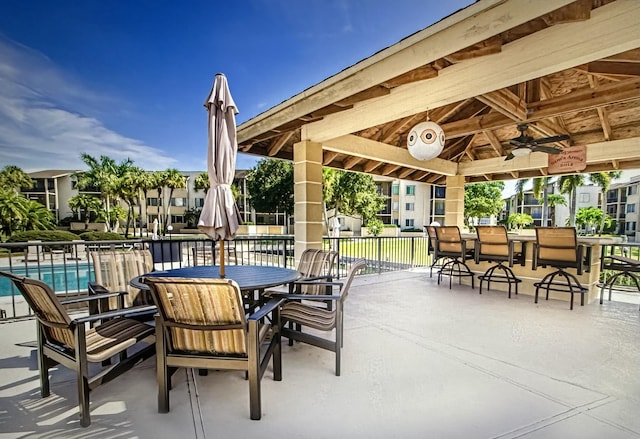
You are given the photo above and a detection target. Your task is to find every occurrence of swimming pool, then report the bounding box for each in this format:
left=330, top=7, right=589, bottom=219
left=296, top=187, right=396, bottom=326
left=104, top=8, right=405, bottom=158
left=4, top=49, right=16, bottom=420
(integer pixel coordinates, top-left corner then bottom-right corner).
left=0, top=264, right=95, bottom=297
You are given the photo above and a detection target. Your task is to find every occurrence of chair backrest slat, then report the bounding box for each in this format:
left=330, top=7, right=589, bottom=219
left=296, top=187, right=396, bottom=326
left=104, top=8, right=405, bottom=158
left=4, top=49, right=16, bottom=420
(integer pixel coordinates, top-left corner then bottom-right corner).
left=91, top=249, right=154, bottom=306
left=338, top=258, right=367, bottom=304
left=145, top=277, right=248, bottom=355
left=0, top=271, right=75, bottom=347
left=476, top=226, right=509, bottom=257
left=435, top=226, right=463, bottom=253
left=535, top=227, right=578, bottom=262
left=297, top=249, right=339, bottom=295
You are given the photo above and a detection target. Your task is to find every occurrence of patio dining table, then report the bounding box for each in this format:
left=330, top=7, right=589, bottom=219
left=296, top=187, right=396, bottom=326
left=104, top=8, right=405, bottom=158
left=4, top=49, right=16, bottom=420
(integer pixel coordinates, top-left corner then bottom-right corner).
left=130, top=265, right=301, bottom=310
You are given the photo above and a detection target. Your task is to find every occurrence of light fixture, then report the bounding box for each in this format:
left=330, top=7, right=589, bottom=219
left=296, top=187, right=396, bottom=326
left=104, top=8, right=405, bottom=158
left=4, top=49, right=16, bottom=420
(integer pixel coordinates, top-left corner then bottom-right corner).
left=407, top=118, right=445, bottom=161
left=510, top=148, right=531, bottom=157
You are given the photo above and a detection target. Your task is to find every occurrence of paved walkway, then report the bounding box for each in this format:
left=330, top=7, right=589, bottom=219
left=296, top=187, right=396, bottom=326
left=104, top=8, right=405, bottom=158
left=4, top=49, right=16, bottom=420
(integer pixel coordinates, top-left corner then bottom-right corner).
left=0, top=269, right=638, bottom=438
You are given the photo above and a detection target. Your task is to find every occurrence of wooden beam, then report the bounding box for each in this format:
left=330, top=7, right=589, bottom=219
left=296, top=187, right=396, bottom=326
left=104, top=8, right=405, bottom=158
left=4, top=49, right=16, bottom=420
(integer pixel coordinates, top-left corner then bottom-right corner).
left=398, top=168, right=416, bottom=179
left=484, top=130, right=504, bottom=156
left=343, top=155, right=362, bottom=170
left=363, top=160, right=383, bottom=173
left=323, top=135, right=458, bottom=175
left=267, top=132, right=294, bottom=156
left=381, top=164, right=400, bottom=176
left=586, top=61, right=640, bottom=77
left=443, top=77, right=640, bottom=138
left=476, top=88, right=526, bottom=121
left=238, top=0, right=578, bottom=144
left=322, top=151, right=339, bottom=165
left=588, top=76, right=612, bottom=141
left=458, top=137, right=640, bottom=177
left=305, top=1, right=640, bottom=142
left=542, top=0, right=591, bottom=25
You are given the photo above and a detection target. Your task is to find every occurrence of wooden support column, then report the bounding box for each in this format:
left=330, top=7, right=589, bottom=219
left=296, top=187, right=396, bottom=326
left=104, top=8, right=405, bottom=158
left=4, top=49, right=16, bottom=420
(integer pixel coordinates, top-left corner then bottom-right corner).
left=294, top=140, right=324, bottom=260
left=444, top=175, right=465, bottom=228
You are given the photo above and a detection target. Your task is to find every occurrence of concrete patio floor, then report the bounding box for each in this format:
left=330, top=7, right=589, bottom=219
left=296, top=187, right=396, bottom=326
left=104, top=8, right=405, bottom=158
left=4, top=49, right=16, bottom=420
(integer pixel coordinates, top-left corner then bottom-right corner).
left=0, top=269, right=638, bottom=439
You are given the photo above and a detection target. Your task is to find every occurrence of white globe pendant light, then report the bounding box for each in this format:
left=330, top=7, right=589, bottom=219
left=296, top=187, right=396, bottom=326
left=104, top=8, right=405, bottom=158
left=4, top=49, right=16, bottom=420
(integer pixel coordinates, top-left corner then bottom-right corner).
left=407, top=120, right=445, bottom=161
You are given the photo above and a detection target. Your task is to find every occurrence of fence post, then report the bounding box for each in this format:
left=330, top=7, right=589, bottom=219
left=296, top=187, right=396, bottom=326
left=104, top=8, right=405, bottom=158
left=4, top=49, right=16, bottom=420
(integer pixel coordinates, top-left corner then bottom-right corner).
left=377, top=237, right=382, bottom=274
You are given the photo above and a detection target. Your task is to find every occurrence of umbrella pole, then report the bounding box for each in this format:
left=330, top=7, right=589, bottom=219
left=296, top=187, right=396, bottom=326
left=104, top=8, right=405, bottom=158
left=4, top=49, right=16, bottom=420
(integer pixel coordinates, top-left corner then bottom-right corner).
left=219, top=239, right=225, bottom=278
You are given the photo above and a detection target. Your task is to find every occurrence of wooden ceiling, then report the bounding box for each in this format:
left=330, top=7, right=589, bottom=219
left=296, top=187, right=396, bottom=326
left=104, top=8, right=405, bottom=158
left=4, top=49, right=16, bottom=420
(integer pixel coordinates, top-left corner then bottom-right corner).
left=237, top=0, right=640, bottom=184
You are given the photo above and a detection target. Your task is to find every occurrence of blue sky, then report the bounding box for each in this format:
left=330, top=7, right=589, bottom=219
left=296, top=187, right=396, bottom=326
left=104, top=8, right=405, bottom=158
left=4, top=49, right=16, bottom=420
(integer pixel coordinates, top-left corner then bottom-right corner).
left=0, top=0, right=473, bottom=174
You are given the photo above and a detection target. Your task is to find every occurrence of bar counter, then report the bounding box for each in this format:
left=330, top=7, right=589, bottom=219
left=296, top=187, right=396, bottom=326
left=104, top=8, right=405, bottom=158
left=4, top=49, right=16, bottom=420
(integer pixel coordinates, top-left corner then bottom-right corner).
left=458, top=232, right=623, bottom=304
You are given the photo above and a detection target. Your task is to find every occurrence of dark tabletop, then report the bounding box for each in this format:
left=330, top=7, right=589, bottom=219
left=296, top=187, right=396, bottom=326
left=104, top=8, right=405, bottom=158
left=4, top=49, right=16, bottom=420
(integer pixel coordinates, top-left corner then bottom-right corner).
left=131, top=265, right=301, bottom=291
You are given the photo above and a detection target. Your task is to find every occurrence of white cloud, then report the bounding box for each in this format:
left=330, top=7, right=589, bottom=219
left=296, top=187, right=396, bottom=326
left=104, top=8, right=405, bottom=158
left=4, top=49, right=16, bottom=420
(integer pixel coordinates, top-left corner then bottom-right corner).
left=0, top=36, right=176, bottom=172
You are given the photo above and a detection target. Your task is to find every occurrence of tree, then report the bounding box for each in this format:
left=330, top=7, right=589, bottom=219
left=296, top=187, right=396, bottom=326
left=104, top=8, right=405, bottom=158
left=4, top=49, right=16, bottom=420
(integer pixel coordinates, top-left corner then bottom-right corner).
left=546, top=193, right=567, bottom=226
left=508, top=213, right=534, bottom=230
left=589, top=171, right=622, bottom=234
left=464, top=181, right=505, bottom=229
left=115, top=166, right=144, bottom=238
left=161, top=169, right=187, bottom=234
left=558, top=174, right=586, bottom=227
left=574, top=206, right=609, bottom=233
left=136, top=170, right=157, bottom=237
left=0, top=165, right=33, bottom=192
left=68, top=194, right=102, bottom=230
left=194, top=172, right=210, bottom=193
left=22, top=199, right=56, bottom=231
left=75, top=154, right=133, bottom=232
left=0, top=189, right=28, bottom=236
left=322, top=168, right=385, bottom=232
left=246, top=159, right=294, bottom=228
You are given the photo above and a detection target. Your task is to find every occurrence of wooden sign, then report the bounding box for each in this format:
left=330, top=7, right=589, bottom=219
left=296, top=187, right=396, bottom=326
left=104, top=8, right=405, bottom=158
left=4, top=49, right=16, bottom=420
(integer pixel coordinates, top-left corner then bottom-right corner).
left=548, top=145, right=587, bottom=174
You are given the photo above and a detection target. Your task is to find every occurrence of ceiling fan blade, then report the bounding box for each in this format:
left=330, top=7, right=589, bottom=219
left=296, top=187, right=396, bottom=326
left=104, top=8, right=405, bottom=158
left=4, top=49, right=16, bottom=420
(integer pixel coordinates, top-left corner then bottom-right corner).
left=532, top=145, right=563, bottom=154
left=509, top=139, right=527, bottom=147
left=534, top=134, right=570, bottom=144
left=504, top=152, right=515, bottom=160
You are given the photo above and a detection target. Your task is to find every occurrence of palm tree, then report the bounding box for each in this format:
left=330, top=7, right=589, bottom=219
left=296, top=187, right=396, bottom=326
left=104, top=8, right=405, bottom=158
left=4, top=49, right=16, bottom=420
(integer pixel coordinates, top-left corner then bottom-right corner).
left=22, top=199, right=56, bottom=231
left=68, top=194, right=102, bottom=230
left=162, top=169, right=187, bottom=234
left=532, top=177, right=555, bottom=226
left=589, top=171, right=622, bottom=234
left=136, top=171, right=157, bottom=237
left=151, top=170, right=167, bottom=234
left=75, top=154, right=133, bottom=232
left=558, top=174, right=586, bottom=227
left=115, top=167, right=142, bottom=238
left=546, top=193, right=567, bottom=226
left=194, top=172, right=210, bottom=194
left=0, top=165, right=34, bottom=192
left=0, top=189, right=28, bottom=236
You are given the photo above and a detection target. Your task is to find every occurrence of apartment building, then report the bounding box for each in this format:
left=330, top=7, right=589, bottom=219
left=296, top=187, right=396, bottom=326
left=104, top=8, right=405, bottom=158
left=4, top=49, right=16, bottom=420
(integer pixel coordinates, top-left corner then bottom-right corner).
left=375, top=178, right=443, bottom=229
left=606, top=175, right=640, bottom=241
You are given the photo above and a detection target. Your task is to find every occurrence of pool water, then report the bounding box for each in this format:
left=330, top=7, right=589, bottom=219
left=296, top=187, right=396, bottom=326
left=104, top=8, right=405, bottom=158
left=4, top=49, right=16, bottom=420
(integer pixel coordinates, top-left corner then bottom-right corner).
left=0, top=264, right=95, bottom=296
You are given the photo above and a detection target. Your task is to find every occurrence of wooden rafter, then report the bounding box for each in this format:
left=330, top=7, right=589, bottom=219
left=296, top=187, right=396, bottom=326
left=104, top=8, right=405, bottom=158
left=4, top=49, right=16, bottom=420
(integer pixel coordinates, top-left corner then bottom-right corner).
left=267, top=132, right=294, bottom=156
left=343, top=155, right=362, bottom=170
left=323, top=151, right=339, bottom=165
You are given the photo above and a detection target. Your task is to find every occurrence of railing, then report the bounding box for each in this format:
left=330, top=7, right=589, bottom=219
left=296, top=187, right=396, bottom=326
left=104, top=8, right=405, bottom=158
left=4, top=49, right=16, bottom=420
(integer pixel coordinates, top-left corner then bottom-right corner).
left=3, top=235, right=637, bottom=320
left=0, top=235, right=434, bottom=320
left=600, top=242, right=640, bottom=287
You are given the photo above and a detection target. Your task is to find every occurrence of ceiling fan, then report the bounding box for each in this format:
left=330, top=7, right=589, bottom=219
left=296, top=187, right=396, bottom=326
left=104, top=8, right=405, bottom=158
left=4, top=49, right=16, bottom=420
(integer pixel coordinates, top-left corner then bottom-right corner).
left=504, top=123, right=570, bottom=160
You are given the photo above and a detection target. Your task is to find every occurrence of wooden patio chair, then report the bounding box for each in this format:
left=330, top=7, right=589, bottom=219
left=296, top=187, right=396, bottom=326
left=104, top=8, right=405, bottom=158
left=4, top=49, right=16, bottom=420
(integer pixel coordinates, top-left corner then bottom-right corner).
left=278, top=258, right=366, bottom=376
left=89, top=249, right=155, bottom=318
left=0, top=271, right=155, bottom=427
left=143, top=277, right=284, bottom=420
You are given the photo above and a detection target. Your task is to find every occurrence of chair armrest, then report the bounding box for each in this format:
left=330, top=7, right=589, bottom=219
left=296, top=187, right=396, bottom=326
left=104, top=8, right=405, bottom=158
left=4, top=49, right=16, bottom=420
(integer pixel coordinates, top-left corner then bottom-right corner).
left=275, top=294, right=342, bottom=301
left=88, top=282, right=128, bottom=297
left=60, top=291, right=126, bottom=305
left=73, top=305, right=157, bottom=324
left=248, top=298, right=284, bottom=321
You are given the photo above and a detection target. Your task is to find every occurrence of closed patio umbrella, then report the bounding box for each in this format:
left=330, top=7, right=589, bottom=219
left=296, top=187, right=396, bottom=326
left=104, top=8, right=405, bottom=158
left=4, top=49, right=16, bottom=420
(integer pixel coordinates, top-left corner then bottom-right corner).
left=198, top=73, right=240, bottom=277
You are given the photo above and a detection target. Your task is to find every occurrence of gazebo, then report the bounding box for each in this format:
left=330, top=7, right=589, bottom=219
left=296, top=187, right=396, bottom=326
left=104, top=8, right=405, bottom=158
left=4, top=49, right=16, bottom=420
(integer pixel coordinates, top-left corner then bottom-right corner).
left=236, top=0, right=640, bottom=257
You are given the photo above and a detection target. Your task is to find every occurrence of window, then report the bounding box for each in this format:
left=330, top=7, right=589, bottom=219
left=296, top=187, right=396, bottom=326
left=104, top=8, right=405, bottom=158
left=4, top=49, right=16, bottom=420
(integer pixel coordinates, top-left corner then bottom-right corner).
left=405, top=202, right=415, bottom=211
left=171, top=215, right=185, bottom=224
left=146, top=197, right=162, bottom=206
left=626, top=221, right=637, bottom=232
left=392, top=202, right=399, bottom=211
left=392, top=185, right=399, bottom=195
left=433, top=186, right=446, bottom=199
left=628, top=186, right=638, bottom=196
left=194, top=198, right=205, bottom=208
left=627, top=204, right=636, bottom=213
left=405, top=219, right=415, bottom=228
left=170, top=197, right=187, bottom=207
left=579, top=193, right=590, bottom=203
left=406, top=185, right=415, bottom=196
left=392, top=219, right=399, bottom=226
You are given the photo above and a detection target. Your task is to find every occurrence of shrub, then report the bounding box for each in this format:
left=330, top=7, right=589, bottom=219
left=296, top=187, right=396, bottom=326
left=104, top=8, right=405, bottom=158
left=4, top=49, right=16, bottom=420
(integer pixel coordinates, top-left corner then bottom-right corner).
left=78, top=231, right=125, bottom=241
left=6, top=230, right=81, bottom=250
